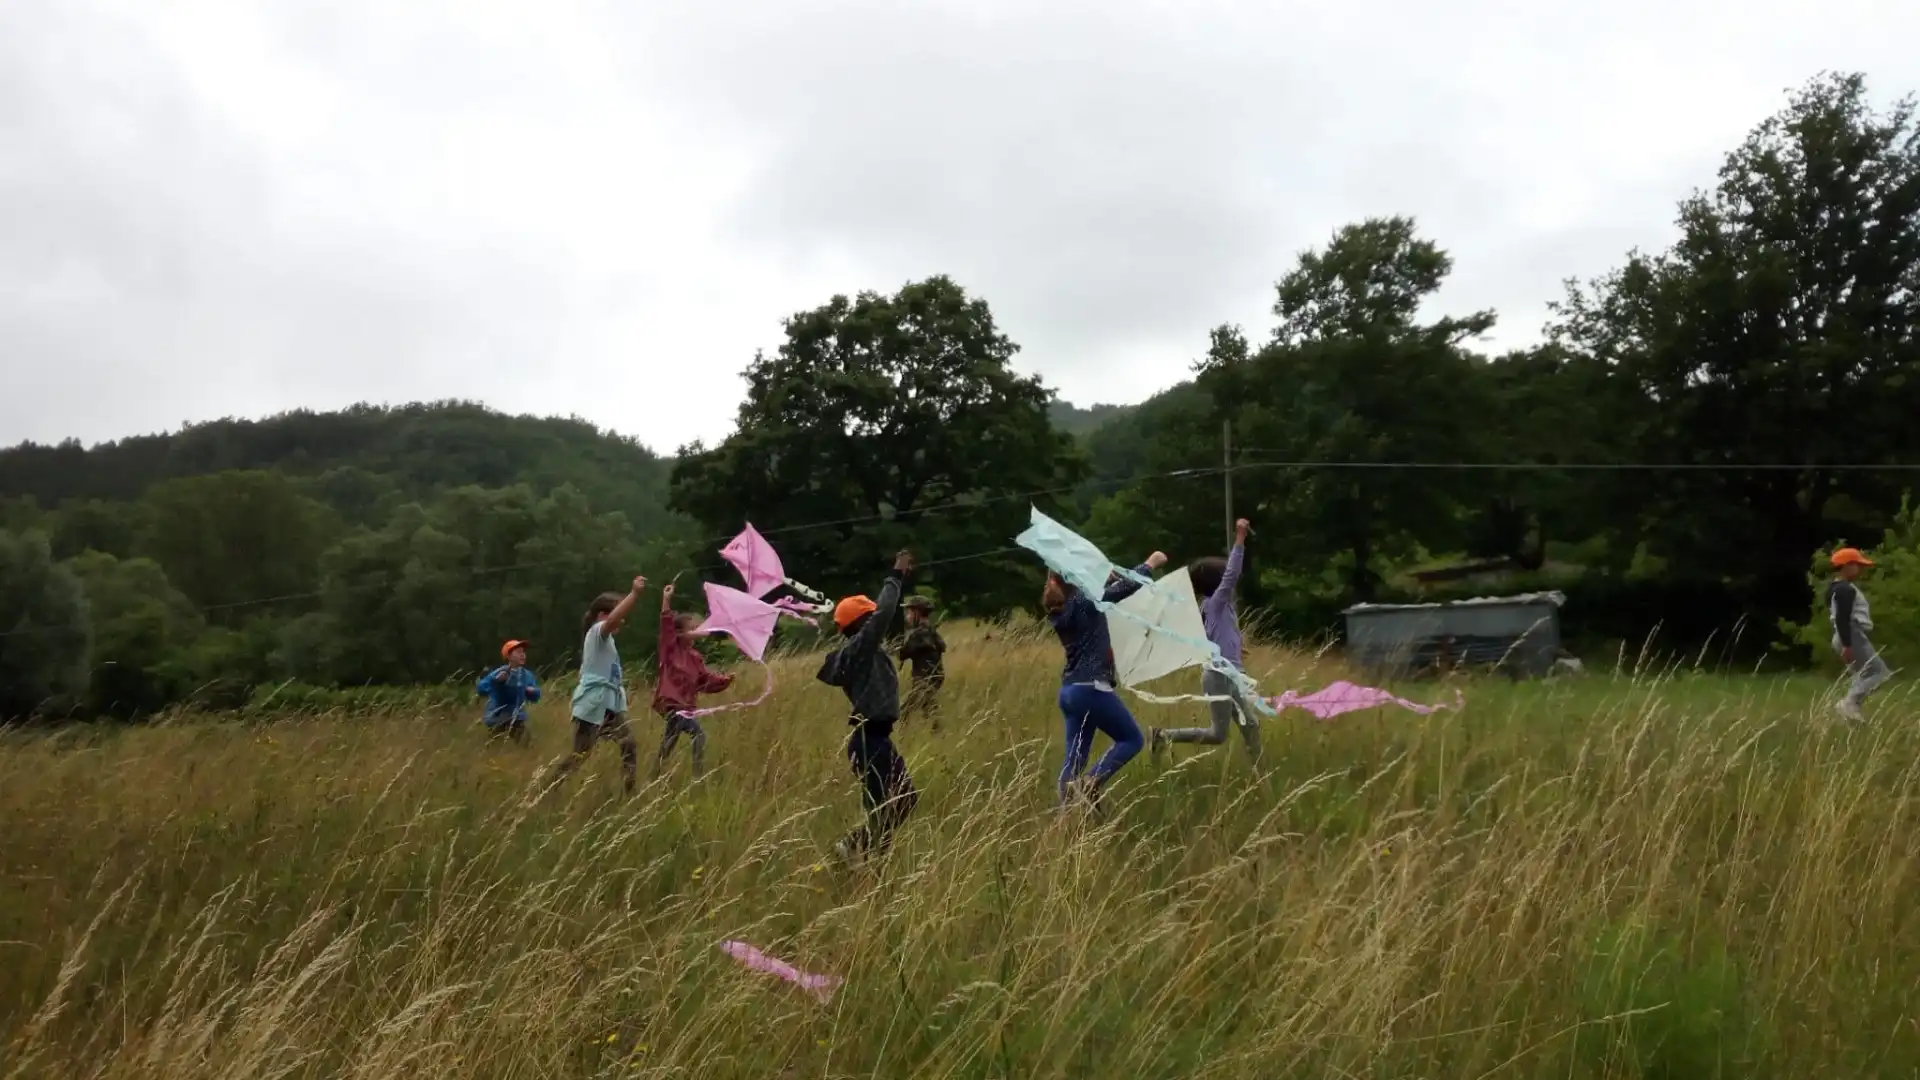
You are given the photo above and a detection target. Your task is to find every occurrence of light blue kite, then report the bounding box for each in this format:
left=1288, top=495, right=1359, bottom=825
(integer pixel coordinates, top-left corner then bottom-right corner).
left=1015, top=506, right=1273, bottom=721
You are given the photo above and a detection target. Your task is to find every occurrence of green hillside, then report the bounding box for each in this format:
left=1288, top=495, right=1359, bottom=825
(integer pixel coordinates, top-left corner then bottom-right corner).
left=0, top=400, right=683, bottom=537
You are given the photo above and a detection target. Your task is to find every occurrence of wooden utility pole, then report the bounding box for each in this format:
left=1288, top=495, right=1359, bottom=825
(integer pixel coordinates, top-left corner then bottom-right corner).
left=1223, top=418, right=1234, bottom=549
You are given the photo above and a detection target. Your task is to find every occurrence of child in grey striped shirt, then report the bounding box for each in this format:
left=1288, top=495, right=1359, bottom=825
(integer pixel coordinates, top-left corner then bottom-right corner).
left=1828, top=547, right=1890, bottom=721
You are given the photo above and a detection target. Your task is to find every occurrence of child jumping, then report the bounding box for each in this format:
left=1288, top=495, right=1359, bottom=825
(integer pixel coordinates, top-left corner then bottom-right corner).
left=548, top=575, right=646, bottom=795
left=1152, top=518, right=1261, bottom=764
left=652, top=581, right=735, bottom=778
left=895, top=595, right=947, bottom=730
left=1829, top=547, right=1891, bottom=721
left=1044, top=551, right=1164, bottom=810
left=477, top=639, right=541, bottom=744
left=818, top=550, right=918, bottom=863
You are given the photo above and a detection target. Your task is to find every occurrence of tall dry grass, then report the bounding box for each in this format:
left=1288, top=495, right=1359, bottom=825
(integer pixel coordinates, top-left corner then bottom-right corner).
left=1, top=625, right=1917, bottom=1078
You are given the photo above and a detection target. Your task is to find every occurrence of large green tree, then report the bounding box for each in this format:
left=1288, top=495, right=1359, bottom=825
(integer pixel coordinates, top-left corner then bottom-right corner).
left=1218, top=218, right=1495, bottom=599
left=65, top=552, right=205, bottom=717
left=1553, top=72, right=1920, bottom=627
left=309, top=485, right=665, bottom=685
left=1466, top=345, right=1632, bottom=567
left=135, top=470, right=339, bottom=620
left=0, top=530, right=90, bottom=718
left=670, top=276, right=1085, bottom=611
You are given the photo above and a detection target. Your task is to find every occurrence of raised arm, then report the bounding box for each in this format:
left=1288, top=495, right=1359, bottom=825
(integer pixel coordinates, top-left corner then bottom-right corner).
left=600, top=575, right=649, bottom=637
left=1103, top=551, right=1168, bottom=603
left=851, top=552, right=913, bottom=657
left=1219, top=547, right=1245, bottom=599
left=1219, top=518, right=1251, bottom=597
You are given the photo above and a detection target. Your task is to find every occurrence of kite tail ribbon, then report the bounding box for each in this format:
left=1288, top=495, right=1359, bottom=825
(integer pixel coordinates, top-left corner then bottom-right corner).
left=686, top=660, right=776, bottom=719
left=779, top=577, right=834, bottom=614
left=1267, top=680, right=1463, bottom=719
left=719, top=941, right=841, bottom=1003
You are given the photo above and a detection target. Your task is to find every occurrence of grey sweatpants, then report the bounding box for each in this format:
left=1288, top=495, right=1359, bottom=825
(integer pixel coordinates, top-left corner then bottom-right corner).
left=1835, top=632, right=1893, bottom=708
left=654, top=710, right=708, bottom=777
left=1161, top=667, right=1262, bottom=762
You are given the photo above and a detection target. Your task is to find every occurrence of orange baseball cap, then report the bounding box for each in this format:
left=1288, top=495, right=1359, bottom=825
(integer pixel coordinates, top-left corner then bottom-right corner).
left=1831, top=548, right=1875, bottom=569
left=833, top=596, right=877, bottom=631
left=501, top=639, right=530, bottom=659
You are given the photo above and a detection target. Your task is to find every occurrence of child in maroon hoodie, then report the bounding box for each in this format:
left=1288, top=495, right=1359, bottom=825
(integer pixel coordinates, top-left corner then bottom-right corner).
left=651, top=582, right=735, bottom=778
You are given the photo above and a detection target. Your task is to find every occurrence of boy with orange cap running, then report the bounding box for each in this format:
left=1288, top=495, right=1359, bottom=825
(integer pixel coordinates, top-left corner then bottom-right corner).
left=817, top=550, right=917, bottom=864
left=1829, top=547, right=1891, bottom=721
left=477, top=640, right=541, bottom=744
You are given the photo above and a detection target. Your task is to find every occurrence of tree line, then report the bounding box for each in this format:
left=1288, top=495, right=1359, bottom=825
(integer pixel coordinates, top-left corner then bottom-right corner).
left=3, top=71, right=1917, bottom=719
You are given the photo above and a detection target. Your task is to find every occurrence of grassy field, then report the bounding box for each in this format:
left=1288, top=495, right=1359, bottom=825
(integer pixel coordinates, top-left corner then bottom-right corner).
left=2, top=623, right=1917, bottom=1078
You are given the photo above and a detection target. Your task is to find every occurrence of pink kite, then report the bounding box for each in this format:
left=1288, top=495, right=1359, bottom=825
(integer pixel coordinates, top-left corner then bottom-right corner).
left=719, top=941, right=841, bottom=1003
left=1267, top=680, right=1462, bottom=720
left=697, top=583, right=782, bottom=663
left=720, top=523, right=789, bottom=600
left=687, top=584, right=782, bottom=718
left=720, top=523, right=833, bottom=613
left=684, top=524, right=830, bottom=719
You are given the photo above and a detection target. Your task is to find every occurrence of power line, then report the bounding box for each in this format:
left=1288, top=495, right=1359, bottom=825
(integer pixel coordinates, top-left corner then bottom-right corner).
left=699, top=465, right=1224, bottom=546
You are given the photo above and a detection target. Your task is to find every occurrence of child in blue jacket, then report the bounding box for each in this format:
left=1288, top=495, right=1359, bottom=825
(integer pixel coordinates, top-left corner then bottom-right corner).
left=477, top=639, right=541, bottom=744
left=1043, top=551, right=1165, bottom=811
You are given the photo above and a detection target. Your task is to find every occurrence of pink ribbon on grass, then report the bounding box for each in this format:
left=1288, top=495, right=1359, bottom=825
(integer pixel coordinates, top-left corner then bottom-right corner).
left=720, top=941, right=842, bottom=1003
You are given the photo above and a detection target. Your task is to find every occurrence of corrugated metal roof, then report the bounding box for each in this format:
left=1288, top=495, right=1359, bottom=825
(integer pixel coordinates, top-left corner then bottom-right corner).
left=1342, top=590, right=1566, bottom=615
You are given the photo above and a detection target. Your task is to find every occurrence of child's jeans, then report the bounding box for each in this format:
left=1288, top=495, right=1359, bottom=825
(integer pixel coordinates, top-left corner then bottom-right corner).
left=1057, top=683, right=1143, bottom=802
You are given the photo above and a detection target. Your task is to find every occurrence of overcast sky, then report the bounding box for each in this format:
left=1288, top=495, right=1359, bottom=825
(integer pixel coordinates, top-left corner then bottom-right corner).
left=5, top=0, right=1917, bottom=456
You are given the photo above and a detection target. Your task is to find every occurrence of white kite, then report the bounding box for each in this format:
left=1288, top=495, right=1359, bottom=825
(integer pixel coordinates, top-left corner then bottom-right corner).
left=1016, top=507, right=1270, bottom=720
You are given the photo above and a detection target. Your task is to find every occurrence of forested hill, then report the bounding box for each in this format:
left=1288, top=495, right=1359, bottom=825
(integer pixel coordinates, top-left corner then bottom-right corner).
left=1046, top=400, right=1136, bottom=436
left=0, top=401, right=684, bottom=537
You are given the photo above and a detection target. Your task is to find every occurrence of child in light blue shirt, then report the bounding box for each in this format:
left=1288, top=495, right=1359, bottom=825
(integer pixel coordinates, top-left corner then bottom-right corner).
left=546, top=576, right=646, bottom=794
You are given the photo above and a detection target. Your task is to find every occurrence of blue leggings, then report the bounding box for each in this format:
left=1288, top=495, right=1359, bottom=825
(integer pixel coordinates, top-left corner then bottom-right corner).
left=1057, top=684, right=1144, bottom=801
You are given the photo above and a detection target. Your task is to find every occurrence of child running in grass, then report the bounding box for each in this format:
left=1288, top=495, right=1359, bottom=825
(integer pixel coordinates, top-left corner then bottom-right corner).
left=548, top=576, right=647, bottom=795
left=651, top=581, right=734, bottom=779
left=818, top=551, right=918, bottom=864
left=1829, top=547, right=1891, bottom=721
left=476, top=639, right=541, bottom=744
left=895, top=596, right=947, bottom=731
left=1044, top=550, right=1164, bottom=811
left=1152, top=518, right=1261, bottom=765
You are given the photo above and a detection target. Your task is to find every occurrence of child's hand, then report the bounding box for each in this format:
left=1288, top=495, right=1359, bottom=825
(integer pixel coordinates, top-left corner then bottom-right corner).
left=662, top=582, right=676, bottom=609
left=631, top=575, right=648, bottom=595
left=1146, top=551, right=1168, bottom=570
left=894, top=550, right=916, bottom=574
left=1235, top=518, right=1252, bottom=543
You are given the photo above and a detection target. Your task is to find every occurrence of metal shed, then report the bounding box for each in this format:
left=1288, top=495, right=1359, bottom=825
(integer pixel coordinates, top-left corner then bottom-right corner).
left=1342, top=591, right=1565, bottom=679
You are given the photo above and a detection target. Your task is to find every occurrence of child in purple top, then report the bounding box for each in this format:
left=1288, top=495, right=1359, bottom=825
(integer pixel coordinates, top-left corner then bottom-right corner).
left=1151, top=519, right=1261, bottom=765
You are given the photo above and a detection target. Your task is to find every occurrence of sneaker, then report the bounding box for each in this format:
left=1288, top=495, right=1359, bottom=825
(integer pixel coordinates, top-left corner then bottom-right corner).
left=1837, top=697, right=1865, bottom=722
left=832, top=836, right=860, bottom=866
left=1149, top=728, right=1169, bottom=764
left=1064, top=776, right=1106, bottom=818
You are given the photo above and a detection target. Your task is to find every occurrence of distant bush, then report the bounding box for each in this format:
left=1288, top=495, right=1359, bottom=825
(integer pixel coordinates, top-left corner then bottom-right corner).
left=241, top=680, right=470, bottom=717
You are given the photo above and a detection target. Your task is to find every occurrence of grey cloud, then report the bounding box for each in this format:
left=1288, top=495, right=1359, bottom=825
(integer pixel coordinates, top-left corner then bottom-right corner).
left=1, top=1, right=579, bottom=447
left=5, top=0, right=1920, bottom=454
